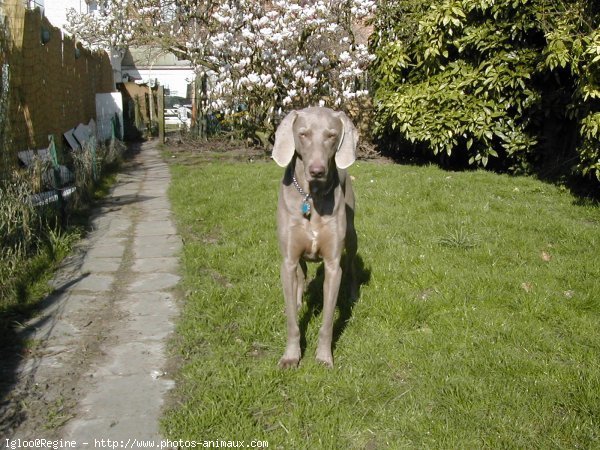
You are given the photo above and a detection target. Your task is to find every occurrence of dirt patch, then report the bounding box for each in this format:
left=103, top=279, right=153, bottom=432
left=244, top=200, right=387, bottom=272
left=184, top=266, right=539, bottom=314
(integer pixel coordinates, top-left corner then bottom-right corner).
left=163, top=134, right=270, bottom=165
left=162, top=132, right=392, bottom=165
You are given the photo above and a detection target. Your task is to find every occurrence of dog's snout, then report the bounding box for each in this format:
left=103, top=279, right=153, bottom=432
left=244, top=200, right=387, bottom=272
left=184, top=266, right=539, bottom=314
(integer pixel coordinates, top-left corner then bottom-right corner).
left=309, top=164, right=327, bottom=179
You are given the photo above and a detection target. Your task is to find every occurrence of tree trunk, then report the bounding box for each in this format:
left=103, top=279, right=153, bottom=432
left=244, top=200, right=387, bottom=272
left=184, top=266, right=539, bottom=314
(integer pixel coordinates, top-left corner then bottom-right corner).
left=193, top=73, right=208, bottom=140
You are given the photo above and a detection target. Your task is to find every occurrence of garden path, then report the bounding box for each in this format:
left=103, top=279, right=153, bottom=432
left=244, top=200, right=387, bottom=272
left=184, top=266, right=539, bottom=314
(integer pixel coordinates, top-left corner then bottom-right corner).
left=5, top=140, right=181, bottom=447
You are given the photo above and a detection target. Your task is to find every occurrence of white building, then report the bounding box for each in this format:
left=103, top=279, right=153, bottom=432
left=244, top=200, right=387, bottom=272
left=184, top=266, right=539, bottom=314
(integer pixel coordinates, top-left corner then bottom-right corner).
left=121, top=46, right=195, bottom=102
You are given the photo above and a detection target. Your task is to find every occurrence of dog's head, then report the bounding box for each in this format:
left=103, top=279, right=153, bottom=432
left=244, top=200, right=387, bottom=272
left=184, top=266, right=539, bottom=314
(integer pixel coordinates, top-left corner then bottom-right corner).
left=272, top=107, right=358, bottom=193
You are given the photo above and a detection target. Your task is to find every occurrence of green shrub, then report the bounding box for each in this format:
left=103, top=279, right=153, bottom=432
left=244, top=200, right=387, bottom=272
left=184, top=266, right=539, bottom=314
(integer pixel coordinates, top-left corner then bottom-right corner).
left=372, top=0, right=600, bottom=180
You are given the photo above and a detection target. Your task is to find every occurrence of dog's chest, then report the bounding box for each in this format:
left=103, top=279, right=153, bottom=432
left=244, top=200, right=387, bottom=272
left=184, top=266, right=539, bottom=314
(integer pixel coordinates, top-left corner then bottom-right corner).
left=299, top=216, right=330, bottom=261
left=303, top=226, right=320, bottom=261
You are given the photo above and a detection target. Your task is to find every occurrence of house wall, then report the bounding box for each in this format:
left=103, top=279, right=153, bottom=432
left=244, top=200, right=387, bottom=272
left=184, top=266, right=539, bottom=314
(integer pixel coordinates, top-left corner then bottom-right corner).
left=1, top=0, right=114, bottom=170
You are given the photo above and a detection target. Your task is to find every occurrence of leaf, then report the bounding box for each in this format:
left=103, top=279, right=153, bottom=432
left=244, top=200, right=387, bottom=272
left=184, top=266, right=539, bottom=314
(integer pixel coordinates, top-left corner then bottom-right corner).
left=521, top=282, right=533, bottom=293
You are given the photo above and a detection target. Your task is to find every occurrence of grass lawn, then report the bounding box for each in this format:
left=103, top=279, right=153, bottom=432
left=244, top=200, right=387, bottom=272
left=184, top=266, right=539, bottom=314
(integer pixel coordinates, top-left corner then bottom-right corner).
left=164, top=151, right=599, bottom=449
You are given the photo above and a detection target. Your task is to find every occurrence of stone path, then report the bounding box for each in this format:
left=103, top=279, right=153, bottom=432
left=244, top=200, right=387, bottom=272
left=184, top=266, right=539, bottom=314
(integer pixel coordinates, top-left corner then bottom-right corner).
left=3, top=140, right=181, bottom=446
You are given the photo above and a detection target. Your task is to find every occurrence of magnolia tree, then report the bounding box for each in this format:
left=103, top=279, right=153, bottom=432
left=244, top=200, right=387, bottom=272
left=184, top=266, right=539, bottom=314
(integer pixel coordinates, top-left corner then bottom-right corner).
left=67, top=0, right=376, bottom=141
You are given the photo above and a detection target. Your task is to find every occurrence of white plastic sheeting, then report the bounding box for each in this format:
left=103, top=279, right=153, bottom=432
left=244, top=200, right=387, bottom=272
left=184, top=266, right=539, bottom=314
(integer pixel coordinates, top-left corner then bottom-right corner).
left=96, top=92, right=124, bottom=141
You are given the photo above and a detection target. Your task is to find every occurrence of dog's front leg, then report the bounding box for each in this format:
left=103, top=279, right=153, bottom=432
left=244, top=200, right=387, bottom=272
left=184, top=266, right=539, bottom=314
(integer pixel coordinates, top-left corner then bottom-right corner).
left=279, top=258, right=301, bottom=368
left=316, top=259, right=342, bottom=368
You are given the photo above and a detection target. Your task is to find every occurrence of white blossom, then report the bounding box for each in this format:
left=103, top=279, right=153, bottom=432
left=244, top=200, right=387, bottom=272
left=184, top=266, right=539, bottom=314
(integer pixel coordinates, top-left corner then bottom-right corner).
left=67, top=0, right=376, bottom=126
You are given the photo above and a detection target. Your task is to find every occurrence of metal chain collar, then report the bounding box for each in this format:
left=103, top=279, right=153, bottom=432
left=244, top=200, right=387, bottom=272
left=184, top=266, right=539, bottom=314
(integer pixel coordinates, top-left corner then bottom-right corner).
left=292, top=175, right=311, bottom=216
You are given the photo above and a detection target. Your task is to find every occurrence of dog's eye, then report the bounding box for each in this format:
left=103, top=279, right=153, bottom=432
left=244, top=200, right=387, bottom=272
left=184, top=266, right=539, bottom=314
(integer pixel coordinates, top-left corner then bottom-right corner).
left=325, top=130, right=338, bottom=140
left=298, top=128, right=310, bottom=139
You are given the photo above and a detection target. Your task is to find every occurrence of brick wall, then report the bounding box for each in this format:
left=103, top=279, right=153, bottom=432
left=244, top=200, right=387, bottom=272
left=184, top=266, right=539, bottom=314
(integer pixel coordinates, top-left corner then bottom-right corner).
left=1, top=0, right=114, bottom=170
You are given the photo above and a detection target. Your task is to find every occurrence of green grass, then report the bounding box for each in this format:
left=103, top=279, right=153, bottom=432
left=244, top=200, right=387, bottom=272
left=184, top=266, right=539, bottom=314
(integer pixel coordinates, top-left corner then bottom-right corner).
left=164, top=157, right=600, bottom=448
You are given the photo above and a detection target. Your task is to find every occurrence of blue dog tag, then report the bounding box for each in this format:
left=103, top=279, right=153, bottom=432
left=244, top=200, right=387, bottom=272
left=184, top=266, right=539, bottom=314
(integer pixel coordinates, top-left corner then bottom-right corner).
left=302, top=201, right=311, bottom=216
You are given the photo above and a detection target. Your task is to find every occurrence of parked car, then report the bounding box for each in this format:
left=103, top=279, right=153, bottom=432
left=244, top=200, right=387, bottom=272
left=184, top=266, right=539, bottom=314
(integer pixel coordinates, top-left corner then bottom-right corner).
left=164, top=109, right=180, bottom=130
left=164, top=106, right=192, bottom=130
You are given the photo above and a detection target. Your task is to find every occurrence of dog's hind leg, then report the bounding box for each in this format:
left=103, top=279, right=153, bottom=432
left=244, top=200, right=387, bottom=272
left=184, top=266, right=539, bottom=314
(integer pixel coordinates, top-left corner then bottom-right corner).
left=346, top=226, right=358, bottom=302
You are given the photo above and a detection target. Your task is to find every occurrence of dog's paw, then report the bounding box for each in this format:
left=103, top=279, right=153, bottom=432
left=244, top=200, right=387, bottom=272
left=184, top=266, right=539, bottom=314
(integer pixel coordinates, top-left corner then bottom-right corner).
left=278, top=355, right=300, bottom=369
left=315, top=351, right=334, bottom=368
left=278, top=343, right=302, bottom=369
left=278, top=346, right=301, bottom=369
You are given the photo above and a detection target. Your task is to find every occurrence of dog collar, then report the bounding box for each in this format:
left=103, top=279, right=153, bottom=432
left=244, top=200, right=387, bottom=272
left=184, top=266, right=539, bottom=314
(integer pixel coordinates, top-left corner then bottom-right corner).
left=292, top=175, right=311, bottom=217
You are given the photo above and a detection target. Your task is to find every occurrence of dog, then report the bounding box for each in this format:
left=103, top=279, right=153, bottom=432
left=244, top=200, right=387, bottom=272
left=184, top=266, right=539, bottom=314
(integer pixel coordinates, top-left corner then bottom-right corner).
left=272, top=106, right=358, bottom=368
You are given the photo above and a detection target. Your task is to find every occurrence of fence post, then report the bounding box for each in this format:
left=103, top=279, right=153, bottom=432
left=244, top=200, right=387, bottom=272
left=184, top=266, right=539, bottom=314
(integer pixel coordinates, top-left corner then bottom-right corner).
left=157, top=85, right=165, bottom=144
left=48, top=134, right=66, bottom=226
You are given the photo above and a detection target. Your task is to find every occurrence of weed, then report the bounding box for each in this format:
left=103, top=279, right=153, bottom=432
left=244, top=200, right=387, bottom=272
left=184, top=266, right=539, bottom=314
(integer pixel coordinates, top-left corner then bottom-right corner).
left=44, top=227, right=81, bottom=261
left=44, top=396, right=74, bottom=430
left=437, top=225, right=480, bottom=249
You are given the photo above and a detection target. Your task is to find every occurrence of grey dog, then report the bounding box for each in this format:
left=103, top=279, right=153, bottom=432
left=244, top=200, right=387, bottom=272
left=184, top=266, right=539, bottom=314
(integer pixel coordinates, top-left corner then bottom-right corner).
left=272, top=106, right=358, bottom=368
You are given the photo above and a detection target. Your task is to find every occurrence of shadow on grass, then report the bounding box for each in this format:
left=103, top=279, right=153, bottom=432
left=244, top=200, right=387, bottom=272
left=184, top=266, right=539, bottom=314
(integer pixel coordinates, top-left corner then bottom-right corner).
left=299, top=253, right=371, bottom=357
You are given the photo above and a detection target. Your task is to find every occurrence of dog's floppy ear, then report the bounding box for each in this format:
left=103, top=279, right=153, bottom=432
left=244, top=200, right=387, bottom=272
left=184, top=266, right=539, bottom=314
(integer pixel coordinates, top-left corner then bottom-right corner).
left=272, top=110, right=298, bottom=167
left=335, top=111, right=358, bottom=169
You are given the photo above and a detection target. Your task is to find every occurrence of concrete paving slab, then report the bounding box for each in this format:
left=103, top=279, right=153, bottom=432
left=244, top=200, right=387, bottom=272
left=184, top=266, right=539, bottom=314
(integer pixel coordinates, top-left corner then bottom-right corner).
left=17, top=352, right=70, bottom=374
left=65, top=416, right=166, bottom=445
left=115, top=291, right=177, bottom=317
left=90, top=217, right=132, bottom=237
left=134, top=234, right=181, bottom=245
left=31, top=319, right=80, bottom=342
left=70, top=274, right=115, bottom=292
left=75, top=374, right=173, bottom=419
left=131, top=256, right=179, bottom=273
left=85, top=242, right=127, bottom=259
left=121, top=316, right=175, bottom=341
left=111, top=186, right=141, bottom=196
left=136, top=220, right=176, bottom=236
left=87, top=340, right=167, bottom=377
left=127, top=273, right=181, bottom=292
left=60, top=294, right=111, bottom=316
left=133, top=242, right=182, bottom=258
left=142, top=198, right=171, bottom=208
left=81, top=257, right=122, bottom=273
left=91, top=237, right=127, bottom=247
